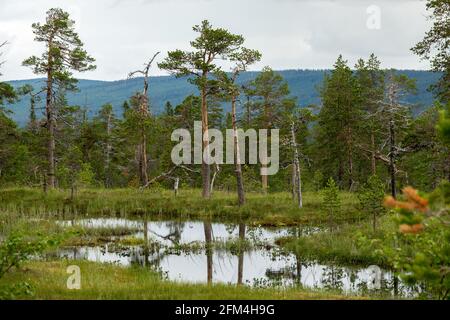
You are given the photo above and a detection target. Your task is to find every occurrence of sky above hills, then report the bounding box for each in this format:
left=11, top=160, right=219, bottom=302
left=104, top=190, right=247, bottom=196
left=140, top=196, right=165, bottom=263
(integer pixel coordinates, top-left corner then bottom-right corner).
left=0, top=0, right=431, bottom=81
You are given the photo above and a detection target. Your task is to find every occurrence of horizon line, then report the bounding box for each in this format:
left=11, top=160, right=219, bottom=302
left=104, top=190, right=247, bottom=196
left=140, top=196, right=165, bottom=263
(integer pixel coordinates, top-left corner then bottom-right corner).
left=4, top=68, right=437, bottom=83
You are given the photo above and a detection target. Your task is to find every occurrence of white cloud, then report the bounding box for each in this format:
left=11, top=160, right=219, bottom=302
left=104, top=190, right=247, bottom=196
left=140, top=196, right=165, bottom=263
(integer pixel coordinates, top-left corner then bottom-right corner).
left=0, top=0, right=431, bottom=80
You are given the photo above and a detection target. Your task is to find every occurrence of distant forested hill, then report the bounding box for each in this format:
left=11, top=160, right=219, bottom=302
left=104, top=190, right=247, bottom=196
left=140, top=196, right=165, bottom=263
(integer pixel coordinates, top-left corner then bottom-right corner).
left=6, top=70, right=440, bottom=126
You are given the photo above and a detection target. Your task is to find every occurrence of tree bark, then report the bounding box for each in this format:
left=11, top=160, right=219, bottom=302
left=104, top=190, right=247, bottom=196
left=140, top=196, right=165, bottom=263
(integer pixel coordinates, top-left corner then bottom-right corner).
left=105, top=111, right=112, bottom=188
left=138, top=91, right=149, bottom=187
left=204, top=221, right=213, bottom=284
left=291, top=164, right=296, bottom=200
left=143, top=219, right=148, bottom=267
left=201, top=83, right=211, bottom=198
left=46, top=61, right=56, bottom=189
left=210, top=164, right=220, bottom=194
left=389, top=118, right=397, bottom=198
left=139, top=127, right=149, bottom=186
left=290, top=122, right=302, bottom=208
left=174, top=177, right=179, bottom=196
left=261, top=98, right=269, bottom=193
left=128, top=52, right=159, bottom=188
left=237, top=223, right=245, bottom=285
left=232, top=96, right=245, bottom=206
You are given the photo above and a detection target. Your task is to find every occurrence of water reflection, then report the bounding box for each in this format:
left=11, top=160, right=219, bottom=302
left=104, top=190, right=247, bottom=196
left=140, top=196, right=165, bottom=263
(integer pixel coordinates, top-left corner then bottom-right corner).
left=54, top=218, right=416, bottom=297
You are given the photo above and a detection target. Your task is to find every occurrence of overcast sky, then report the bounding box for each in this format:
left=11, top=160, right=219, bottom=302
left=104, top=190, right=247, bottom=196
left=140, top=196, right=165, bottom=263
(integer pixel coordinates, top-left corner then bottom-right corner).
left=0, top=0, right=431, bottom=81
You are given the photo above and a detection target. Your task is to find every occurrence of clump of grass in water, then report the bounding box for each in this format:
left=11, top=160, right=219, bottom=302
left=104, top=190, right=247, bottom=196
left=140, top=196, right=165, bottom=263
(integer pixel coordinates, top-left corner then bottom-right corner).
left=280, top=216, right=396, bottom=267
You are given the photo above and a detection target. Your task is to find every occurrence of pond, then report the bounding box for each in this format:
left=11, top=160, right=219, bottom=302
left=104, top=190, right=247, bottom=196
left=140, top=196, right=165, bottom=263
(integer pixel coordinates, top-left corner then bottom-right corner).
left=54, top=218, right=416, bottom=297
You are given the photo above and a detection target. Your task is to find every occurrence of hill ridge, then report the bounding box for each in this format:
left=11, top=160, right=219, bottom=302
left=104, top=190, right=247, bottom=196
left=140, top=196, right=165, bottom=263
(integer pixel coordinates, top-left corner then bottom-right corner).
left=5, top=69, right=440, bottom=125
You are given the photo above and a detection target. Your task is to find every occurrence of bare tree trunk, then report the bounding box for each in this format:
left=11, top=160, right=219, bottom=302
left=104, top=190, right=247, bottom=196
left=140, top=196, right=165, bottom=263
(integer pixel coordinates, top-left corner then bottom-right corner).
left=261, top=102, right=269, bottom=193
left=370, top=132, right=376, bottom=175
left=105, top=111, right=112, bottom=188
left=139, top=128, right=149, bottom=186
left=46, top=65, right=55, bottom=189
left=138, top=91, right=149, bottom=187
left=237, top=223, right=245, bottom=285
left=261, top=170, right=268, bottom=193
left=143, top=219, right=148, bottom=267
left=128, top=52, right=159, bottom=188
left=290, top=122, right=302, bottom=208
left=232, top=96, right=245, bottom=206
left=174, top=177, right=179, bottom=196
left=295, top=227, right=302, bottom=285
left=210, top=163, right=220, bottom=194
left=291, top=165, right=296, bottom=200
left=389, top=118, right=397, bottom=198
left=204, top=221, right=213, bottom=284
left=201, top=84, right=211, bottom=198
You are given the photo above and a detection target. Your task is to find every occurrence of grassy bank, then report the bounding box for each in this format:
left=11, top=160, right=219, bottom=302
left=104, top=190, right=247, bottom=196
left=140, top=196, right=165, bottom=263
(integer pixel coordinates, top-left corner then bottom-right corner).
left=278, top=215, right=397, bottom=267
left=0, top=187, right=364, bottom=226
left=0, top=260, right=361, bottom=300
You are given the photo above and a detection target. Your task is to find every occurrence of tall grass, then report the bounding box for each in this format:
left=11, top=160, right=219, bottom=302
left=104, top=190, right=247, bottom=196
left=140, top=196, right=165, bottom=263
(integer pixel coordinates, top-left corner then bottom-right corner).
left=280, top=215, right=397, bottom=267
left=0, top=260, right=363, bottom=300
left=0, top=188, right=364, bottom=226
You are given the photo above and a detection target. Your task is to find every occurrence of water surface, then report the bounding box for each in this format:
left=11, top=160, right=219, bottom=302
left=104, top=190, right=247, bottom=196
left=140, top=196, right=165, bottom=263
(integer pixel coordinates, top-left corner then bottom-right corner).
left=55, top=218, right=415, bottom=297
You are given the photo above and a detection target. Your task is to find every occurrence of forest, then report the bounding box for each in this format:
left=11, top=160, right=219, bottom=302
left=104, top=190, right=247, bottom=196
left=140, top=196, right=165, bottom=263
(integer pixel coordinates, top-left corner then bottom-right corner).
left=0, top=0, right=449, bottom=301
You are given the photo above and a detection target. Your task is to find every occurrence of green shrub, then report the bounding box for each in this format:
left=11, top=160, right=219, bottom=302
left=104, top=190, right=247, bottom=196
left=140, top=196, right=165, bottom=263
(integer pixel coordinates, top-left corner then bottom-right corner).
left=322, top=177, right=340, bottom=228
left=358, top=175, right=385, bottom=231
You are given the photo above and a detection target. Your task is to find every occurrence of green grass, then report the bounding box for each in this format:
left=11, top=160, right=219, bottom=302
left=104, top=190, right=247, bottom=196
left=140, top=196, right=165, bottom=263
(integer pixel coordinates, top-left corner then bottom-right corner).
left=0, top=260, right=364, bottom=300
left=279, top=215, right=397, bottom=267
left=0, top=187, right=383, bottom=300
left=0, top=187, right=364, bottom=227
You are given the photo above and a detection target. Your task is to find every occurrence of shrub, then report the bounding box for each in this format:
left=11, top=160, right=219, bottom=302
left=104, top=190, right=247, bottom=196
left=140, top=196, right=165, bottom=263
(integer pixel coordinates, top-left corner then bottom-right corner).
left=358, top=175, right=385, bottom=231
left=322, top=177, right=340, bottom=228
left=383, top=183, right=450, bottom=299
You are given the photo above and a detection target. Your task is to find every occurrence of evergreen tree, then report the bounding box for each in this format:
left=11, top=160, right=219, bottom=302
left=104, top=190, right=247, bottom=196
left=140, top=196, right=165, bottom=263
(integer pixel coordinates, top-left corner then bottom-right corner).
left=22, top=8, right=95, bottom=188
left=158, top=20, right=244, bottom=198
left=323, top=177, right=341, bottom=229
left=245, top=66, right=296, bottom=192
left=355, top=54, right=385, bottom=176
left=316, top=55, right=362, bottom=190
left=358, top=175, right=385, bottom=231
left=412, top=0, right=450, bottom=102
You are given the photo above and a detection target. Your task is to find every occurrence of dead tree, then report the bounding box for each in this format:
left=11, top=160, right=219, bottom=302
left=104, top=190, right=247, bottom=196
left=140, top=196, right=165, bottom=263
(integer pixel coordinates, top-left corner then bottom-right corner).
left=357, top=72, right=416, bottom=198
left=290, top=121, right=302, bottom=208
left=210, top=163, right=220, bottom=195
left=128, top=52, right=160, bottom=187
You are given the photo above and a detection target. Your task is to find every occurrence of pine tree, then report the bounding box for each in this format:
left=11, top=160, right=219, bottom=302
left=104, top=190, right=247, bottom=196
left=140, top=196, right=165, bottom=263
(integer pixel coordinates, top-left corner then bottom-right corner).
left=355, top=54, right=385, bottom=175
left=316, top=55, right=362, bottom=190
left=245, top=66, right=295, bottom=192
left=22, top=8, right=95, bottom=188
left=412, top=0, right=450, bottom=102
left=358, top=175, right=385, bottom=231
left=158, top=20, right=244, bottom=198
left=215, top=47, right=261, bottom=205
left=323, top=177, right=341, bottom=229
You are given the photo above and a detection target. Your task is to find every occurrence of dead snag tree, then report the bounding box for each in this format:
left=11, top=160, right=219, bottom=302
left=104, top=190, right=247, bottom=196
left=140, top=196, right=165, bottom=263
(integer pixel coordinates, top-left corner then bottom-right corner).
left=128, top=52, right=160, bottom=186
